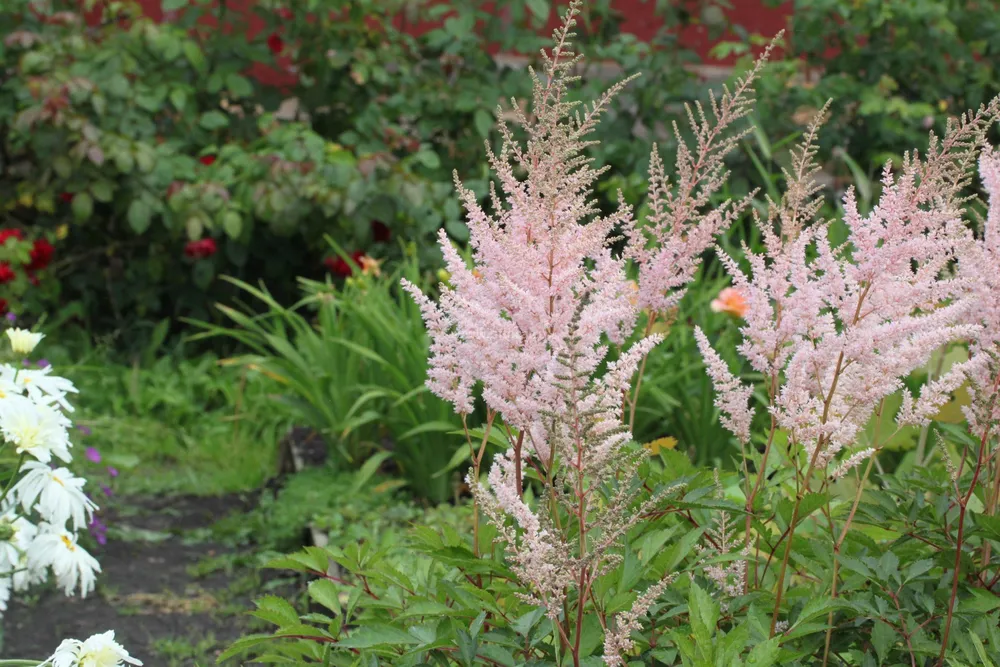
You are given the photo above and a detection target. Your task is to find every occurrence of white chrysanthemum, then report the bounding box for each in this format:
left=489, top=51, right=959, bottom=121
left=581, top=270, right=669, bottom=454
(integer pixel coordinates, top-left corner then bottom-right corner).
left=0, top=575, right=9, bottom=614
left=12, top=461, right=98, bottom=530
left=0, top=503, right=45, bottom=592
left=0, top=394, right=72, bottom=463
left=27, top=524, right=100, bottom=597
left=48, top=631, right=142, bottom=667
left=6, top=328, right=44, bottom=355
left=16, top=367, right=78, bottom=412
left=0, top=364, right=20, bottom=400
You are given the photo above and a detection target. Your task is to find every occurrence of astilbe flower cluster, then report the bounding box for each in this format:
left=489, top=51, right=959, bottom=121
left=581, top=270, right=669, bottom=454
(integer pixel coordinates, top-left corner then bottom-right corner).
left=700, top=98, right=1000, bottom=480
left=955, top=146, right=1000, bottom=435
left=405, top=3, right=779, bottom=664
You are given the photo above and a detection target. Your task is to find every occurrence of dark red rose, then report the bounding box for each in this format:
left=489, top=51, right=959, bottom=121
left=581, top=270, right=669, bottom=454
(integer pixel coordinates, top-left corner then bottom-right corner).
left=267, top=32, right=284, bottom=55
left=59, top=192, right=73, bottom=203
left=26, top=239, right=54, bottom=271
left=372, top=220, right=391, bottom=243
left=0, top=263, right=16, bottom=284
left=184, top=238, right=218, bottom=259
left=276, top=7, right=293, bottom=20
left=0, top=229, right=25, bottom=246
left=323, top=250, right=364, bottom=277
left=199, top=154, right=216, bottom=166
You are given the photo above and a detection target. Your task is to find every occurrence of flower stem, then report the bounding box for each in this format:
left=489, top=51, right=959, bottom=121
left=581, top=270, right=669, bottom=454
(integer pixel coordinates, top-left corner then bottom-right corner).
left=0, top=452, right=26, bottom=507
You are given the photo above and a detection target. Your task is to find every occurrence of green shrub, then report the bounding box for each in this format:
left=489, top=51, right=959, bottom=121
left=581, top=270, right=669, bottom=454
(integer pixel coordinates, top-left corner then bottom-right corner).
left=191, top=253, right=466, bottom=503
left=755, top=0, right=1000, bottom=175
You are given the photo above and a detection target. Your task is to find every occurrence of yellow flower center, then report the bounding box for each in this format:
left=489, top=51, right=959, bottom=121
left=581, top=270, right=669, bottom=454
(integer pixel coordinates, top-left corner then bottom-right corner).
left=60, top=534, right=76, bottom=551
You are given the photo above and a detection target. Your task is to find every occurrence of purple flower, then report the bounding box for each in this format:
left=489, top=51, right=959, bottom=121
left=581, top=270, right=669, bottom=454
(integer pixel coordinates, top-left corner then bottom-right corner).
left=21, top=359, right=30, bottom=367
left=77, top=425, right=92, bottom=436
left=88, top=517, right=108, bottom=546
left=36, top=359, right=50, bottom=368
left=101, top=484, right=113, bottom=497
left=106, top=467, right=119, bottom=478
left=5, top=312, right=15, bottom=323
left=85, top=447, right=101, bottom=463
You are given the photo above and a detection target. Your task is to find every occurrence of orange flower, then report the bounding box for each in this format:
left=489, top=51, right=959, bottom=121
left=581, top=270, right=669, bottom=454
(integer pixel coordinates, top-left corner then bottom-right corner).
left=710, top=287, right=748, bottom=318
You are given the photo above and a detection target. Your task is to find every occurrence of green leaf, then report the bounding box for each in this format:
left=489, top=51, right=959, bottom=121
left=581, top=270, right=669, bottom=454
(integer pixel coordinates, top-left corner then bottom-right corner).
left=474, top=109, right=493, bottom=138
left=169, top=88, right=188, bottom=111
left=414, top=150, right=441, bottom=170
left=52, top=156, right=73, bottom=179
left=90, top=181, right=114, bottom=203
left=127, top=200, right=153, bottom=234
left=216, top=634, right=273, bottom=662
left=337, top=624, right=421, bottom=649
left=199, top=111, right=230, bottom=130
left=445, top=219, right=470, bottom=242
left=872, top=620, right=893, bottom=664
left=183, top=41, right=207, bottom=74
left=525, top=0, right=549, bottom=24
left=72, top=193, right=93, bottom=222
left=307, top=578, right=341, bottom=616
left=221, top=211, right=242, bottom=238
left=226, top=73, right=253, bottom=98
left=688, top=581, right=719, bottom=648
left=162, top=0, right=188, bottom=9
left=745, top=637, right=781, bottom=666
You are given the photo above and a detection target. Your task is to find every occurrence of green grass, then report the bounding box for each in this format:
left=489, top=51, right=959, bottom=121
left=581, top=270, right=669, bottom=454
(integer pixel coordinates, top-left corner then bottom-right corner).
left=57, top=353, right=292, bottom=496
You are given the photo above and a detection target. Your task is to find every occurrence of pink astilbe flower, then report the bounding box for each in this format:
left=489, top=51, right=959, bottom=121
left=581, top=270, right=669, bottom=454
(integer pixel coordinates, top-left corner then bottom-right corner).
left=402, top=3, right=638, bottom=457
left=603, top=574, right=675, bottom=667
left=956, top=147, right=1000, bottom=436
left=694, top=327, right=754, bottom=443
left=624, top=43, right=779, bottom=315
left=703, top=101, right=999, bottom=475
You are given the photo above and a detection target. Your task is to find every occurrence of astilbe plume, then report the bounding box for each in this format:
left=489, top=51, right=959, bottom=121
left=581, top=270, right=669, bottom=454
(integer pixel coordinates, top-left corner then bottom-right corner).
left=402, top=1, right=638, bottom=458
left=954, top=146, right=1000, bottom=436
left=403, top=2, right=757, bottom=662
left=624, top=39, right=779, bottom=315
left=701, top=99, right=1000, bottom=479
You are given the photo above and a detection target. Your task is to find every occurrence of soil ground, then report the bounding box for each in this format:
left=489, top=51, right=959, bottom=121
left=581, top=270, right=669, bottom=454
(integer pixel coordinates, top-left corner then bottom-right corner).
left=1, top=493, right=290, bottom=667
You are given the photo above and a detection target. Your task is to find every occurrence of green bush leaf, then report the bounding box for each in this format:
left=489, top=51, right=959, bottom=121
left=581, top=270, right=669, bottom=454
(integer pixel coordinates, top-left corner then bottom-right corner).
left=199, top=111, right=230, bottom=130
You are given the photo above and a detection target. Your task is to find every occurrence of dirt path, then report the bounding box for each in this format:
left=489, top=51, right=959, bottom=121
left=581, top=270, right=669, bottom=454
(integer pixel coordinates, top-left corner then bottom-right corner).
left=2, top=494, right=283, bottom=667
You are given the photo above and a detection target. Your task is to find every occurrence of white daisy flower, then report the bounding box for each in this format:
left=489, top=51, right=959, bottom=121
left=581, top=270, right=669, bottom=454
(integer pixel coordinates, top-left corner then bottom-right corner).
left=27, top=524, right=101, bottom=597
left=6, top=328, right=44, bottom=355
left=12, top=461, right=98, bottom=530
left=0, top=364, right=21, bottom=400
left=48, top=631, right=142, bottom=667
left=15, top=366, right=78, bottom=412
left=0, top=503, right=44, bottom=592
left=0, top=394, right=72, bottom=463
left=0, top=575, right=9, bottom=615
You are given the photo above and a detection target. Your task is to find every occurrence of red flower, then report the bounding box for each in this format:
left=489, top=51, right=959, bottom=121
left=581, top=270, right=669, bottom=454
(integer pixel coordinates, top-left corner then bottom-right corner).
left=0, top=263, right=15, bottom=284
left=0, top=229, right=25, bottom=246
left=27, top=239, right=54, bottom=271
left=275, top=7, right=293, bottom=20
left=372, top=220, right=391, bottom=243
left=0, top=299, right=7, bottom=315
left=199, top=155, right=216, bottom=166
left=267, top=32, right=284, bottom=55
left=184, top=238, right=218, bottom=259
left=323, top=250, right=364, bottom=277
left=59, top=192, right=73, bottom=203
